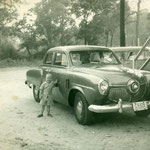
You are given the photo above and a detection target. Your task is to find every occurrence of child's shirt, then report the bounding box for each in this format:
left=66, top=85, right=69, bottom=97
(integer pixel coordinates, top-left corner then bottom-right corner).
left=40, top=81, right=55, bottom=100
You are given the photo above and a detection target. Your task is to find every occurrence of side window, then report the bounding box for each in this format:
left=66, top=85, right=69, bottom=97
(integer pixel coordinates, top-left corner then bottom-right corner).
left=54, top=52, right=68, bottom=67
left=45, top=52, right=53, bottom=64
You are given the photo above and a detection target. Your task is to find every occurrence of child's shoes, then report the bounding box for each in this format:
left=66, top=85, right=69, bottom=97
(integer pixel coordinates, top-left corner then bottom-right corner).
left=47, top=114, right=53, bottom=117
left=37, top=114, right=43, bottom=118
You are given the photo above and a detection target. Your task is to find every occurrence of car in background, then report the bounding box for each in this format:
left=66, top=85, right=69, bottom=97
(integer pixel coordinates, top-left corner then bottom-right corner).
left=25, top=45, right=150, bottom=125
left=111, top=46, right=150, bottom=69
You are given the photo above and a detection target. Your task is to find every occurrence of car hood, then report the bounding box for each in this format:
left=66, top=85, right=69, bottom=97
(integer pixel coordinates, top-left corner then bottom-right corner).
left=72, top=65, right=146, bottom=85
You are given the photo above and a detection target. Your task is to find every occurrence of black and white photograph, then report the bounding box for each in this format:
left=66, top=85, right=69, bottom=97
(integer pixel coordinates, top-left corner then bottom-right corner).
left=0, top=0, right=150, bottom=149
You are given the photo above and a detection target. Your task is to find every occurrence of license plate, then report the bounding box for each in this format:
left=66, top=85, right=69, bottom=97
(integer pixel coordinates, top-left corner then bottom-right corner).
left=133, top=101, right=148, bottom=111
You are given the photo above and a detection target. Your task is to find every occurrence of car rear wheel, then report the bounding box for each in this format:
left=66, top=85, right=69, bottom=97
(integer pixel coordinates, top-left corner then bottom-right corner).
left=33, top=85, right=40, bottom=103
left=134, top=109, right=150, bottom=117
left=74, top=92, right=93, bottom=125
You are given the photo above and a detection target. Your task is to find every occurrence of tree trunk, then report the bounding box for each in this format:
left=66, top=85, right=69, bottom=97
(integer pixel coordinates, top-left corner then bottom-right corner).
left=84, top=37, right=88, bottom=45
left=60, top=14, right=65, bottom=46
left=110, top=31, right=114, bottom=47
left=40, top=24, right=51, bottom=47
left=105, top=31, right=109, bottom=47
left=0, top=30, right=2, bottom=45
left=120, top=0, right=126, bottom=46
left=136, top=0, right=141, bottom=46
left=26, top=46, right=32, bottom=60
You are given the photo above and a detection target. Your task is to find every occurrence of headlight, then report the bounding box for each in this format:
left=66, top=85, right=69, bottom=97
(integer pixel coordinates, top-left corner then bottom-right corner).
left=98, top=79, right=109, bottom=95
left=127, top=79, right=140, bottom=93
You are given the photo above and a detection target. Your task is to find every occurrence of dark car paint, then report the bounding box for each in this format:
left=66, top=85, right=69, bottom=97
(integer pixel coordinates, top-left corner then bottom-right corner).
left=26, top=45, right=150, bottom=107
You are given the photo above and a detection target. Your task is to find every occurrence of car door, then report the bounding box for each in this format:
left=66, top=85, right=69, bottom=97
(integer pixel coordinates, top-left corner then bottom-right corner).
left=51, top=51, right=69, bottom=105
left=42, top=51, right=68, bottom=104
left=42, top=51, right=54, bottom=79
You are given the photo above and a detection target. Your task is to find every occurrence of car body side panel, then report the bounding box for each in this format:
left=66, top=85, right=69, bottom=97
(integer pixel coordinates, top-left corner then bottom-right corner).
left=51, top=67, right=68, bottom=104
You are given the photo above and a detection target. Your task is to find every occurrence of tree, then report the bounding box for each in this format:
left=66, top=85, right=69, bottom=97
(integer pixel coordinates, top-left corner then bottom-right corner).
left=0, top=0, right=22, bottom=36
left=32, top=0, right=76, bottom=48
left=71, top=0, right=132, bottom=46
left=0, top=0, right=23, bottom=60
left=71, top=0, right=120, bottom=45
left=14, top=14, right=38, bottom=59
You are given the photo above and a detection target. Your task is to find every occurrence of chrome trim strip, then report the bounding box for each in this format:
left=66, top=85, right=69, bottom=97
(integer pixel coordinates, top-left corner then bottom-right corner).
left=72, top=83, right=95, bottom=91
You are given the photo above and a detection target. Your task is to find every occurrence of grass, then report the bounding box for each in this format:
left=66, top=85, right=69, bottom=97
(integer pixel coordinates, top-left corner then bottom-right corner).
left=0, top=58, right=42, bottom=68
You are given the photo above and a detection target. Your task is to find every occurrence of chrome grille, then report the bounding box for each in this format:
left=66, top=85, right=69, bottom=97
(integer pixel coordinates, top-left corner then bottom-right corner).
left=108, top=88, right=130, bottom=101
left=108, top=84, right=146, bottom=102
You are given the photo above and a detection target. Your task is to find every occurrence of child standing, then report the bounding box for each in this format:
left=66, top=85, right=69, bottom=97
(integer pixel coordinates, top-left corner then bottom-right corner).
left=37, top=73, right=57, bottom=117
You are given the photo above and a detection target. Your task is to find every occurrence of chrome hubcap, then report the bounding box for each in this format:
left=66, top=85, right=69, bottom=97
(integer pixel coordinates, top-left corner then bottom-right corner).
left=76, top=100, right=83, bottom=119
left=34, top=87, right=38, bottom=98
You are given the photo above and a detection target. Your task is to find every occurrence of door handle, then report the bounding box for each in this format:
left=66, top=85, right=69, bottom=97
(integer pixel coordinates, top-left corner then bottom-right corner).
left=66, top=79, right=70, bottom=89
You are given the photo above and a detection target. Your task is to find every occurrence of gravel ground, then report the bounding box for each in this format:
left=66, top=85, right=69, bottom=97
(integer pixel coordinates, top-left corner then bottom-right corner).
left=0, top=67, right=150, bottom=150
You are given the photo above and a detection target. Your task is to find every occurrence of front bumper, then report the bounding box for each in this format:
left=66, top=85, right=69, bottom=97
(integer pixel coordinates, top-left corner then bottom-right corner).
left=88, top=99, right=150, bottom=113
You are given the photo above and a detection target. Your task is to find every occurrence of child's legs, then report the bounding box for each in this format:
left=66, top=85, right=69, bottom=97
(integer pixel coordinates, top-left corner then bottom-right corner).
left=40, top=99, right=47, bottom=115
left=47, top=105, right=50, bottom=114
left=47, top=97, right=53, bottom=114
left=40, top=105, right=46, bottom=114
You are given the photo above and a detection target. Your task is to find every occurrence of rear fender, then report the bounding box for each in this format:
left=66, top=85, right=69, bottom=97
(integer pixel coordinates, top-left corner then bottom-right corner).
left=26, top=69, right=43, bottom=89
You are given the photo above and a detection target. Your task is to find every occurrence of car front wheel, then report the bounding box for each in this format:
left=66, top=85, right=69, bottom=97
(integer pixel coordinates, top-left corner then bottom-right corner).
left=33, top=85, right=40, bottom=103
left=74, top=92, right=93, bottom=125
left=134, top=109, right=150, bottom=117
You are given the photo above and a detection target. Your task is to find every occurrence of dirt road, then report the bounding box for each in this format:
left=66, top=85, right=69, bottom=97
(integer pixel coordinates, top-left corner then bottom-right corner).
left=0, top=67, right=150, bottom=150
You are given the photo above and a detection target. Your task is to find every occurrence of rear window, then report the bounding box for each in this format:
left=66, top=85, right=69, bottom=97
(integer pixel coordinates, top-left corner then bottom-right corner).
left=45, top=52, right=53, bottom=64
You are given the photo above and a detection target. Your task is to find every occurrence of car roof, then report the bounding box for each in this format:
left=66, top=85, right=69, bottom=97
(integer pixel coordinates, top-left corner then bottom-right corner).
left=111, top=46, right=150, bottom=52
left=47, top=45, right=111, bottom=53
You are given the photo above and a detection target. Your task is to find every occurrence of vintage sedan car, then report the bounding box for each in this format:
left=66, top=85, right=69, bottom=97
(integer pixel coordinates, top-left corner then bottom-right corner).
left=25, top=45, right=150, bottom=125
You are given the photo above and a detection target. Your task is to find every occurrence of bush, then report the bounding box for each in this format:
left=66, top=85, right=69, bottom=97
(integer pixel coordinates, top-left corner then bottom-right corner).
left=0, top=58, right=42, bottom=68
left=32, top=49, right=47, bottom=59
left=0, top=39, right=21, bottom=60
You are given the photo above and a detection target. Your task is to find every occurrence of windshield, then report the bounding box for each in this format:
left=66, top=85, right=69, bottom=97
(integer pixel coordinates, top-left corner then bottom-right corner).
left=70, top=50, right=119, bottom=66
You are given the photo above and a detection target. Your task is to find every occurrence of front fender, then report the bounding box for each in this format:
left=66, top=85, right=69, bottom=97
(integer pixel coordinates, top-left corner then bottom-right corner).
left=71, top=83, right=101, bottom=105
left=67, top=70, right=106, bottom=105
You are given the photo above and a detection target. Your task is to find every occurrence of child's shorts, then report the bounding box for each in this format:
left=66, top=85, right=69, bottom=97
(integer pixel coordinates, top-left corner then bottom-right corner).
left=40, top=96, right=53, bottom=106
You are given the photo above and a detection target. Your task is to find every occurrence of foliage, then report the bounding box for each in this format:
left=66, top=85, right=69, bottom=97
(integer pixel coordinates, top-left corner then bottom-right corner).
left=0, top=0, right=22, bottom=35
left=72, top=0, right=116, bottom=45
left=71, top=0, right=131, bottom=46
left=1, top=0, right=150, bottom=62
left=0, top=38, right=20, bottom=59
left=0, top=0, right=23, bottom=61
left=32, top=0, right=77, bottom=48
left=0, top=58, right=41, bottom=67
